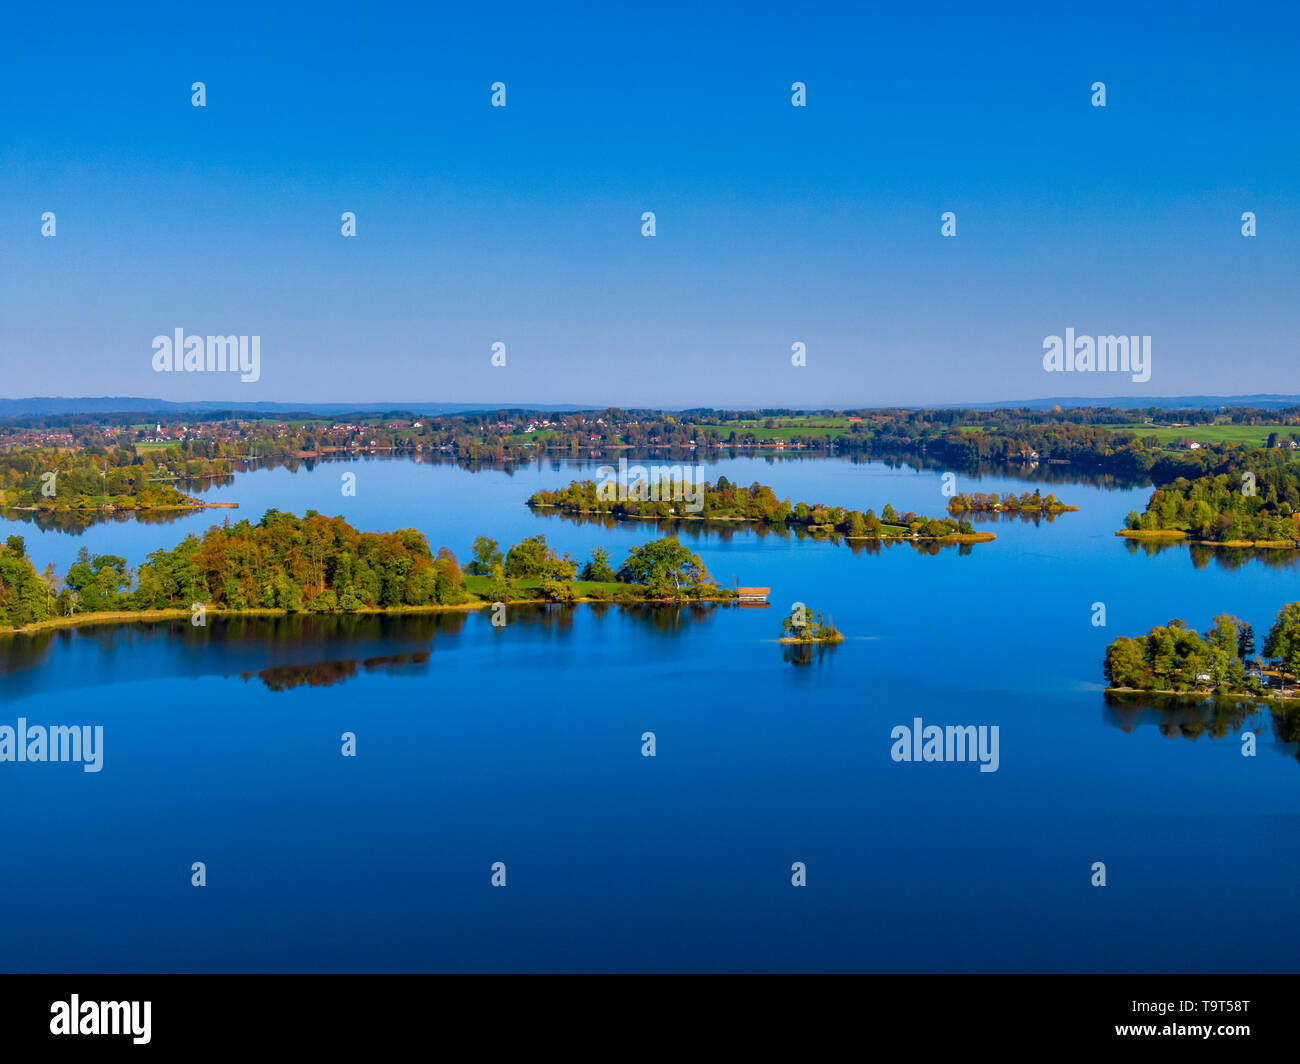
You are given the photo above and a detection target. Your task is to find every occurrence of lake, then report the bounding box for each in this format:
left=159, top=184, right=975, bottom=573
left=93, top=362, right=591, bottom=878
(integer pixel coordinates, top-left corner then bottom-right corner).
left=2, top=455, right=1298, bottom=972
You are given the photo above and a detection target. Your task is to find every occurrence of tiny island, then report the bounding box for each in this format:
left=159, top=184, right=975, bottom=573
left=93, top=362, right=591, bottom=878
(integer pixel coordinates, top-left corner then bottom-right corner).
left=946, top=490, right=1077, bottom=516
left=779, top=604, right=843, bottom=645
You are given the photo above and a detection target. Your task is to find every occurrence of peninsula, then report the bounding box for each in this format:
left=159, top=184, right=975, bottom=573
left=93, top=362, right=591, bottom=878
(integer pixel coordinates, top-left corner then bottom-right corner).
left=0, top=515, right=739, bottom=634
left=1118, top=460, right=1300, bottom=548
left=1103, top=606, right=1300, bottom=701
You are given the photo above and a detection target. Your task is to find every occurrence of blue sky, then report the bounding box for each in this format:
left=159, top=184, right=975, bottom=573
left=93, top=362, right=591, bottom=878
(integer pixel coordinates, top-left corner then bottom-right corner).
left=1, top=0, right=1296, bottom=406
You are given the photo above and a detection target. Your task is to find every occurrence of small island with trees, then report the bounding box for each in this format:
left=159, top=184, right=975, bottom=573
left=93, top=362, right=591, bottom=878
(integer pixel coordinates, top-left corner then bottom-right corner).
left=527, top=477, right=994, bottom=543
left=779, top=604, right=843, bottom=645
left=946, top=490, right=1077, bottom=516
left=1103, top=604, right=1300, bottom=701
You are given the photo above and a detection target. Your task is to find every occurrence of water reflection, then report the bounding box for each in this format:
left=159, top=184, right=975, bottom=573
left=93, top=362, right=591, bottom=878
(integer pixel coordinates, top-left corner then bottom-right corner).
left=0, top=603, right=730, bottom=688
left=0, top=505, right=204, bottom=534
left=959, top=509, right=1072, bottom=525
left=782, top=641, right=838, bottom=667
left=855, top=449, right=1151, bottom=490
left=249, top=652, right=431, bottom=691
left=1104, top=690, right=1300, bottom=765
left=1120, top=537, right=1300, bottom=572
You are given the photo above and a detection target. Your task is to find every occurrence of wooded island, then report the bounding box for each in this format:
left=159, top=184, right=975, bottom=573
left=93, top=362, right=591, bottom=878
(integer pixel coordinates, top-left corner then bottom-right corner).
left=527, top=477, right=994, bottom=543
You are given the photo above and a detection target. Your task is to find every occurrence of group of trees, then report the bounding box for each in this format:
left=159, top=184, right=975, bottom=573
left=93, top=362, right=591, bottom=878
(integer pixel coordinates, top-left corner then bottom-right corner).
left=1104, top=607, right=1300, bottom=693
left=0, top=511, right=472, bottom=627
left=130, top=509, right=469, bottom=613
left=466, top=533, right=716, bottom=602
left=0, top=535, right=56, bottom=628
left=528, top=477, right=978, bottom=540
left=472, top=533, right=579, bottom=603
left=1124, top=463, right=1300, bottom=544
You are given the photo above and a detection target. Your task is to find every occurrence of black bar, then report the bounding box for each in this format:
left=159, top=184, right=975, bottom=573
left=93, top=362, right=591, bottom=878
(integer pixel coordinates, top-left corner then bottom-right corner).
left=0, top=974, right=1291, bottom=1053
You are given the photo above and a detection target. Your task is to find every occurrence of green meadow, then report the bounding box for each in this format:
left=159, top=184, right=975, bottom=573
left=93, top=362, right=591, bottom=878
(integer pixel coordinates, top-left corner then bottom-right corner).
left=1111, top=423, right=1295, bottom=446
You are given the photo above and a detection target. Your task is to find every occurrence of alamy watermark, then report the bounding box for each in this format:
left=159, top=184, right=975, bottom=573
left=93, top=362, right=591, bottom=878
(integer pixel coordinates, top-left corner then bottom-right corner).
left=152, top=328, right=261, bottom=382
left=596, top=458, right=705, bottom=513
left=1, top=717, right=103, bottom=772
left=890, top=717, right=999, bottom=772
left=50, top=996, right=150, bottom=1044
left=1042, top=329, right=1150, bottom=383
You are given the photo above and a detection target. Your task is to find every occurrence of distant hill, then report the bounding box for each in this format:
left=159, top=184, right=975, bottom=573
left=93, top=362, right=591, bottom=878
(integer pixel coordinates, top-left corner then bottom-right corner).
left=3, top=395, right=1300, bottom=419
left=941, top=395, right=1300, bottom=412
left=0, top=398, right=598, bottom=418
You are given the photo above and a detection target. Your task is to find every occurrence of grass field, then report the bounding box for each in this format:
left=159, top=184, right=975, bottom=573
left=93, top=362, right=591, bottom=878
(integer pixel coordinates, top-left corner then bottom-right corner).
left=1110, top=423, right=1297, bottom=446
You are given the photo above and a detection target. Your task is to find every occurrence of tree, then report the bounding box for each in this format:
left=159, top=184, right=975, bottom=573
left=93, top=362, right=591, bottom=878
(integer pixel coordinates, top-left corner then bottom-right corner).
left=433, top=547, right=467, bottom=605
left=64, top=553, right=130, bottom=613
left=539, top=578, right=576, bottom=602
left=486, top=561, right=511, bottom=603
left=580, top=547, right=617, bottom=583
left=0, top=540, right=54, bottom=628
left=1103, top=637, right=1148, bottom=688
left=504, top=535, right=551, bottom=578
left=468, top=536, right=503, bottom=576
left=617, top=537, right=707, bottom=591
left=1238, top=621, right=1256, bottom=660
left=545, top=552, right=577, bottom=580
left=1147, top=627, right=1177, bottom=679
left=1264, top=602, right=1300, bottom=676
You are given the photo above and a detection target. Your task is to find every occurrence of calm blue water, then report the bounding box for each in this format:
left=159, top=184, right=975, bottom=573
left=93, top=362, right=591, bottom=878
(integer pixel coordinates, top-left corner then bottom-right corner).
left=2, top=456, right=1298, bottom=972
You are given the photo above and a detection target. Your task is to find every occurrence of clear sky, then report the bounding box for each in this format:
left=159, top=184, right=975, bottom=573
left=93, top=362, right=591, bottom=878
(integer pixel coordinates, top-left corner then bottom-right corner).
left=1, top=0, right=1296, bottom=407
